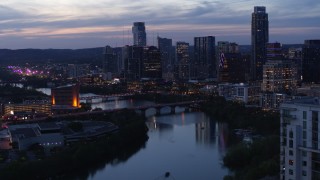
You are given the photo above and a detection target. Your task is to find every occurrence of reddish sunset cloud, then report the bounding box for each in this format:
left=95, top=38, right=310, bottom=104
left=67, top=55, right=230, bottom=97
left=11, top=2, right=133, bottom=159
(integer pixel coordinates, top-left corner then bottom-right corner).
left=0, top=0, right=319, bottom=49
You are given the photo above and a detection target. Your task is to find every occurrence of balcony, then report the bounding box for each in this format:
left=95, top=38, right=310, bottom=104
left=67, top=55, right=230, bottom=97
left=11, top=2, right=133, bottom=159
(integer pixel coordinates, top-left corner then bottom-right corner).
left=282, top=114, right=296, bottom=122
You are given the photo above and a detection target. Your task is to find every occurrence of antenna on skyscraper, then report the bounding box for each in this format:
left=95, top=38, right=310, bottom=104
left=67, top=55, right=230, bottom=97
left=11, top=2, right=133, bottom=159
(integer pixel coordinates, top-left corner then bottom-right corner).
left=127, top=30, right=130, bottom=45
left=122, top=26, right=125, bottom=46
left=153, top=31, right=155, bottom=46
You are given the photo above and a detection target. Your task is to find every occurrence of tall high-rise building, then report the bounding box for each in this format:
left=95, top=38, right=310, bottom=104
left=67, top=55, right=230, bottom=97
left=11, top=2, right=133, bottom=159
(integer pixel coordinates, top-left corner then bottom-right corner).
left=266, top=42, right=283, bottom=61
left=157, top=36, right=173, bottom=79
left=262, top=42, right=297, bottom=94
left=217, top=41, right=248, bottom=82
left=280, top=97, right=320, bottom=180
left=251, top=6, right=269, bottom=80
left=302, top=40, right=320, bottom=83
left=103, top=46, right=119, bottom=79
left=194, top=36, right=216, bottom=79
left=132, top=22, right=146, bottom=46
left=176, top=42, right=190, bottom=80
left=142, top=46, right=162, bottom=79
left=122, top=45, right=143, bottom=81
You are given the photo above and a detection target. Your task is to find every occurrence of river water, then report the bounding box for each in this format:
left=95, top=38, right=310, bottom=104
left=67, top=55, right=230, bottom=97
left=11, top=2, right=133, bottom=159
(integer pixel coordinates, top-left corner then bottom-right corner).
left=35, top=89, right=231, bottom=179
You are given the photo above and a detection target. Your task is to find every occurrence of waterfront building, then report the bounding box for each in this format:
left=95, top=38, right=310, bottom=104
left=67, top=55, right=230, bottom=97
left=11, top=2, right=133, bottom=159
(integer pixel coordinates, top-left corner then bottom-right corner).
left=302, top=40, right=320, bottom=83
left=251, top=6, right=269, bottom=80
left=51, top=84, right=80, bottom=112
left=280, top=97, right=320, bottom=180
left=218, top=83, right=260, bottom=104
left=7, top=121, right=118, bottom=150
left=4, top=100, right=51, bottom=120
left=194, top=36, right=216, bottom=79
left=132, top=22, right=146, bottom=46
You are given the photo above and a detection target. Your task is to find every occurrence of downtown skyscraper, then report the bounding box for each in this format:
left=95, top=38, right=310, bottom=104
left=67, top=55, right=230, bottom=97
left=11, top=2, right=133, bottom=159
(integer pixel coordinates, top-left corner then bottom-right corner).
left=302, top=40, right=320, bottom=83
left=251, top=6, right=269, bottom=80
left=158, top=36, right=174, bottom=80
left=132, top=22, right=147, bottom=46
left=176, top=42, right=190, bottom=80
left=194, top=36, right=216, bottom=79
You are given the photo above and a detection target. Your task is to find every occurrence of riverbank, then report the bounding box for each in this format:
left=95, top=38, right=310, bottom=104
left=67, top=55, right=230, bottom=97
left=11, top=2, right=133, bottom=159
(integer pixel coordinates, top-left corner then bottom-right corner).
left=201, top=96, right=280, bottom=180
left=0, top=110, right=148, bottom=180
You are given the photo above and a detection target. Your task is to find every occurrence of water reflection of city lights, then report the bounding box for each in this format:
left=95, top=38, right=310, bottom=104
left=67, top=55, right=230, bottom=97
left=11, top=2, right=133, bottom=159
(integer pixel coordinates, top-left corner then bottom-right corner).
left=181, top=112, right=185, bottom=125
left=152, top=116, right=157, bottom=129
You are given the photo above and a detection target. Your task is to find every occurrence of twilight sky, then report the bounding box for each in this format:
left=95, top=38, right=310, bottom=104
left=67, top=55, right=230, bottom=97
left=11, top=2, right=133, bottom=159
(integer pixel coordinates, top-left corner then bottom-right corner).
left=0, top=0, right=319, bottom=49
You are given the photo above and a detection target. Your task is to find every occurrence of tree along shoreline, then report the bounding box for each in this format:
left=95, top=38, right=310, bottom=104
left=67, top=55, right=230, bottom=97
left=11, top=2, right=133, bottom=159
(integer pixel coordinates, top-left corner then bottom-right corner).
left=0, top=110, right=149, bottom=180
left=200, top=96, right=280, bottom=180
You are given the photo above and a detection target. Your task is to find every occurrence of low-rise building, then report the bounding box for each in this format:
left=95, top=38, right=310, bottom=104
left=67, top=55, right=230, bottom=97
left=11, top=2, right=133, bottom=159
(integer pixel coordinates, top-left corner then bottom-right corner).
left=4, top=100, right=51, bottom=120
left=5, top=121, right=118, bottom=151
left=218, top=83, right=260, bottom=104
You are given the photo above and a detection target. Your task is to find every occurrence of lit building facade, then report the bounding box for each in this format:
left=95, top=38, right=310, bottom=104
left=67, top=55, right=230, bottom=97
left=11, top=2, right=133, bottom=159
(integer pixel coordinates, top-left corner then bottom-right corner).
left=262, top=60, right=297, bottom=93
left=280, top=97, right=320, bottom=180
left=4, top=100, right=51, bottom=120
left=176, top=42, right=190, bottom=80
left=132, top=22, right=146, bottom=46
left=51, top=84, right=80, bottom=110
left=142, top=46, right=162, bottom=79
left=302, top=40, right=320, bottom=83
left=251, top=6, right=269, bottom=80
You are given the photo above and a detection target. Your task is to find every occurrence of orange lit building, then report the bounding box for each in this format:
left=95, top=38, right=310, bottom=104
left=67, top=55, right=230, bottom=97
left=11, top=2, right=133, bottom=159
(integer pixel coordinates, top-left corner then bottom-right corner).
left=51, top=84, right=80, bottom=113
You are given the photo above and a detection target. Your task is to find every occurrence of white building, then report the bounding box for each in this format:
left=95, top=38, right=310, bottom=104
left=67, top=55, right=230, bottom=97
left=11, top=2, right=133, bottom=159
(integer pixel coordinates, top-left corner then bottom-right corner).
left=280, top=97, right=320, bottom=180
left=218, top=83, right=260, bottom=104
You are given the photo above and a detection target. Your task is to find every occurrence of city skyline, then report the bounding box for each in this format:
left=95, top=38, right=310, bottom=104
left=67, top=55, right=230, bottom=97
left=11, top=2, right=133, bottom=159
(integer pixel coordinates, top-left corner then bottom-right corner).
left=0, top=0, right=320, bottom=49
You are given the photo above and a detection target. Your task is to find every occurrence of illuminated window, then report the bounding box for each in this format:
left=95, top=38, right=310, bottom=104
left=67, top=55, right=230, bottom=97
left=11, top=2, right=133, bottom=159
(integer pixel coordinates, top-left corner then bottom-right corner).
left=289, top=160, right=294, bottom=165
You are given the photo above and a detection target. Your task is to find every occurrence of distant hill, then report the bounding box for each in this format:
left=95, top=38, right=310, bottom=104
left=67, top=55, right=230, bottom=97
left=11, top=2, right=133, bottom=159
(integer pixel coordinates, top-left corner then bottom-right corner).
left=0, top=44, right=303, bottom=65
left=0, top=47, right=104, bottom=65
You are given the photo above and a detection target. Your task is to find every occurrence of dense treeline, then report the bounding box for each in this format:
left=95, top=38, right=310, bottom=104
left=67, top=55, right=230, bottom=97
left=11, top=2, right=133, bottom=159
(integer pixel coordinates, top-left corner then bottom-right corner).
left=223, top=136, right=279, bottom=180
left=0, top=110, right=148, bottom=180
left=132, top=93, right=205, bottom=103
left=80, top=84, right=128, bottom=95
left=201, top=96, right=280, bottom=179
left=202, top=96, right=279, bottom=135
left=0, top=84, right=48, bottom=103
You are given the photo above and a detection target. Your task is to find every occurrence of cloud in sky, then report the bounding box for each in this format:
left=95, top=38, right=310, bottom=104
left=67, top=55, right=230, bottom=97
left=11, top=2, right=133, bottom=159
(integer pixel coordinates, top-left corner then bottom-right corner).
left=0, top=0, right=320, bottom=49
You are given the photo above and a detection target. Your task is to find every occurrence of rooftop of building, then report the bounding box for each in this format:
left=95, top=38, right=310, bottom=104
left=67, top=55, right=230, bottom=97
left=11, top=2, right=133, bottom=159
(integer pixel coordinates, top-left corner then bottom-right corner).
left=38, top=122, right=61, bottom=131
left=10, top=127, right=40, bottom=139
left=282, top=96, right=320, bottom=107
left=52, top=84, right=77, bottom=89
